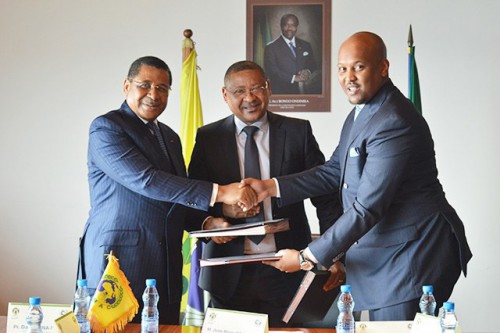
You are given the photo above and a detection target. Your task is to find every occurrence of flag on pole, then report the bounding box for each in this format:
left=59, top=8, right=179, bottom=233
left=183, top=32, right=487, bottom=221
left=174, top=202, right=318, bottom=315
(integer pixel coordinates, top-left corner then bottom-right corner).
left=408, top=25, right=422, bottom=114
left=87, top=252, right=139, bottom=333
left=179, top=29, right=206, bottom=327
left=180, top=33, right=203, bottom=166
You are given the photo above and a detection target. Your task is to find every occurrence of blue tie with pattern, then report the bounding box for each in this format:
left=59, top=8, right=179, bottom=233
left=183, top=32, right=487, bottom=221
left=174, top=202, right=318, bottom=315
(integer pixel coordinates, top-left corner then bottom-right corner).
left=289, top=42, right=297, bottom=57
left=148, top=122, right=170, bottom=160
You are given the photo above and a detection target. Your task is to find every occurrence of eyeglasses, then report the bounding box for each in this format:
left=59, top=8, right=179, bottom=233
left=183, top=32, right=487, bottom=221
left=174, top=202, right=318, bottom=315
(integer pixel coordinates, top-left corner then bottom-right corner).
left=132, top=80, right=171, bottom=95
left=227, top=83, right=268, bottom=98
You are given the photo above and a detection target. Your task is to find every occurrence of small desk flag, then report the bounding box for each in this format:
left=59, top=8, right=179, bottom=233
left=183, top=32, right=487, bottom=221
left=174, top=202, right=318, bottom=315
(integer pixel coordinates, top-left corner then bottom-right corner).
left=87, top=252, right=139, bottom=333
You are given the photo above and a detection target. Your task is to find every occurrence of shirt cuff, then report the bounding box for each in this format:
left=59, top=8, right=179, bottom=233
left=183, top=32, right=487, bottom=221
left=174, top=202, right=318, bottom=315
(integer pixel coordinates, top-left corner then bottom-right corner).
left=303, top=247, right=319, bottom=264
left=210, top=183, right=218, bottom=207
left=273, top=178, right=281, bottom=198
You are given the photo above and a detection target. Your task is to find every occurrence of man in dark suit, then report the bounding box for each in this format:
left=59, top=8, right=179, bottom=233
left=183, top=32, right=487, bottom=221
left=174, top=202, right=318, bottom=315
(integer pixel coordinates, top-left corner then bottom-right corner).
left=264, top=14, right=319, bottom=94
left=188, top=61, right=340, bottom=327
left=80, top=56, right=257, bottom=324
left=243, top=32, right=473, bottom=321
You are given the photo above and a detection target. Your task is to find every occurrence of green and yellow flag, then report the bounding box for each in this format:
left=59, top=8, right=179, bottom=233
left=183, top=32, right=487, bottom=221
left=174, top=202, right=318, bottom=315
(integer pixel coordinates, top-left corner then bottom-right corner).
left=408, top=25, right=422, bottom=114
left=87, top=252, right=138, bottom=333
left=180, top=38, right=203, bottom=166
left=179, top=31, right=206, bottom=326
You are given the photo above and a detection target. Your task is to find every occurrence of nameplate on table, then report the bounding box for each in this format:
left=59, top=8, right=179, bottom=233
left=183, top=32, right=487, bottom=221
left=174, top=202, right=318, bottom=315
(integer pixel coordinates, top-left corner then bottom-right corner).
left=6, top=302, right=72, bottom=333
left=411, top=313, right=461, bottom=333
left=356, top=320, right=413, bottom=332
left=202, top=308, right=268, bottom=333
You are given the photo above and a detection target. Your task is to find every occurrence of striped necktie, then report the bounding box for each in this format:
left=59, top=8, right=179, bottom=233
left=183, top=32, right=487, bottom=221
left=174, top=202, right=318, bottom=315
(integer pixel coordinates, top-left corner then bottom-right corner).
left=148, top=122, right=170, bottom=159
left=289, top=42, right=297, bottom=57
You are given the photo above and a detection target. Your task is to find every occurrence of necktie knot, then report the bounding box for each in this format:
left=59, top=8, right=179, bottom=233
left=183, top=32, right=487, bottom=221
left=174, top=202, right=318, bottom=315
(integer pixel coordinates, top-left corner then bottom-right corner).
left=243, top=125, right=259, bottom=137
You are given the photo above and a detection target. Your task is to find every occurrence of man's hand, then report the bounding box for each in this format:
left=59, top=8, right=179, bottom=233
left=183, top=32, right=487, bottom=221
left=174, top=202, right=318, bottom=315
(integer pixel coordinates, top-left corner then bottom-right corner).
left=323, top=261, right=346, bottom=291
left=204, top=217, right=236, bottom=244
left=217, top=183, right=257, bottom=211
left=240, top=178, right=277, bottom=202
left=262, top=249, right=300, bottom=273
left=223, top=203, right=260, bottom=219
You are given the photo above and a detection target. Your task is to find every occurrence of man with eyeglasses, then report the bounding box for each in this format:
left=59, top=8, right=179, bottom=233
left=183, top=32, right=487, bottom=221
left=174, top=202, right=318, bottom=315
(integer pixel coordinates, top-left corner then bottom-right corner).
left=188, top=60, right=341, bottom=327
left=79, top=56, right=258, bottom=325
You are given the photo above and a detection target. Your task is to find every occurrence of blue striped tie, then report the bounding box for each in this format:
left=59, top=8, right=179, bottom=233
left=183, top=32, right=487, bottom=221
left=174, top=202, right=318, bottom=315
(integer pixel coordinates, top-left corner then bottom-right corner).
left=148, top=122, right=170, bottom=159
left=289, top=42, right=297, bottom=57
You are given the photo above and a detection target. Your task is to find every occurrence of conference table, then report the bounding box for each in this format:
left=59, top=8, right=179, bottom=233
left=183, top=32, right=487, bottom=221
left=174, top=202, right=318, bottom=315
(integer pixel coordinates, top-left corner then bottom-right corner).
left=0, top=317, right=334, bottom=333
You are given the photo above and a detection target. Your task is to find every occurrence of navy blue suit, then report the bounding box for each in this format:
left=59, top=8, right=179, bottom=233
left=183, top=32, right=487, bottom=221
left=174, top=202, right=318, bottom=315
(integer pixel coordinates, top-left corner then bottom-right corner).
left=277, top=81, right=472, bottom=318
left=264, top=36, right=318, bottom=94
left=80, top=102, right=213, bottom=324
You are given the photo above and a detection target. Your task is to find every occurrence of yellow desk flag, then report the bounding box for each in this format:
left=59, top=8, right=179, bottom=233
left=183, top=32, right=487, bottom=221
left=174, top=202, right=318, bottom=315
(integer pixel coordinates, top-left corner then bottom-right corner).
left=88, top=252, right=139, bottom=333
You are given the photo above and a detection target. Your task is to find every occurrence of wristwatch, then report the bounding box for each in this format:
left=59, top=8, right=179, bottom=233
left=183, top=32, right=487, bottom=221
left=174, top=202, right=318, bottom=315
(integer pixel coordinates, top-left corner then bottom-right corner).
left=299, top=250, right=315, bottom=271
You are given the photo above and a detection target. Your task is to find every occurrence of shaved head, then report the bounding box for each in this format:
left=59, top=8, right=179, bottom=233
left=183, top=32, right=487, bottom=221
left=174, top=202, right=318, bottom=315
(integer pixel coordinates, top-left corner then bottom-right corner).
left=337, top=31, right=390, bottom=104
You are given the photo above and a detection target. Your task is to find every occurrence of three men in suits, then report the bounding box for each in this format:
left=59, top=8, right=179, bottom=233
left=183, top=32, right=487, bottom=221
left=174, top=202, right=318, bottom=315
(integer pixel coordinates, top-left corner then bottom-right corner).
left=244, top=32, right=472, bottom=321
left=80, top=56, right=257, bottom=324
left=264, top=14, right=319, bottom=94
left=188, top=61, right=340, bottom=327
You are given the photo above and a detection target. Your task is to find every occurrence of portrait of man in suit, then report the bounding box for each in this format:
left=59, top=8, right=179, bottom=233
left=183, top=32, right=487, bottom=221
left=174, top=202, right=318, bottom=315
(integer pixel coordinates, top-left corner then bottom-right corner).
left=247, top=1, right=331, bottom=112
left=264, top=13, right=321, bottom=95
left=188, top=60, right=341, bottom=327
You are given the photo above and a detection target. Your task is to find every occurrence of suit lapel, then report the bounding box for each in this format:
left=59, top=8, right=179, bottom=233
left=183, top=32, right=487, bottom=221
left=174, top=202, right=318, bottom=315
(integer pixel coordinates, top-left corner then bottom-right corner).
left=268, top=112, right=285, bottom=178
left=221, top=116, right=243, bottom=182
left=159, top=124, right=186, bottom=176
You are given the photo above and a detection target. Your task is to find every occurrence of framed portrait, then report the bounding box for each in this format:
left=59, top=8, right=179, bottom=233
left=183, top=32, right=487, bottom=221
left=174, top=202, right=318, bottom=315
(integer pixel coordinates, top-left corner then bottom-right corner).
left=247, top=0, right=331, bottom=112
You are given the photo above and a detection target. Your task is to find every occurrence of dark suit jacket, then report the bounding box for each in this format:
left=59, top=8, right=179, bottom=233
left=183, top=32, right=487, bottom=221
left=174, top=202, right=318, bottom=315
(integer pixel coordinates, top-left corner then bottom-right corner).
left=188, top=111, right=341, bottom=300
left=264, top=36, right=317, bottom=94
left=278, top=80, right=472, bottom=310
left=80, top=101, right=213, bottom=323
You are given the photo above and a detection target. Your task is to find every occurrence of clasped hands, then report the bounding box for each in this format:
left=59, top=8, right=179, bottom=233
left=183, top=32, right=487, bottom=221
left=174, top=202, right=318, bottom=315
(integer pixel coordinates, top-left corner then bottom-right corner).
left=209, top=178, right=275, bottom=244
left=216, top=178, right=275, bottom=212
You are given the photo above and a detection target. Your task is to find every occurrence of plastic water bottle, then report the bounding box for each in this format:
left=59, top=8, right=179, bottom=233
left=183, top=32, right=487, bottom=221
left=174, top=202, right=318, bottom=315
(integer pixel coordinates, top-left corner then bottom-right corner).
left=26, top=297, right=43, bottom=333
left=141, top=279, right=159, bottom=333
left=74, top=279, right=91, bottom=333
left=336, top=284, right=355, bottom=333
left=440, top=302, right=458, bottom=332
left=419, top=285, right=437, bottom=316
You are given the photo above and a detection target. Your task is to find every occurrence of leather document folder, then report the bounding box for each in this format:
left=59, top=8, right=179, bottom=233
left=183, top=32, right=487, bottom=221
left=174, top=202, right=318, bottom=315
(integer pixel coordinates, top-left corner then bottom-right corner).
left=282, top=270, right=340, bottom=324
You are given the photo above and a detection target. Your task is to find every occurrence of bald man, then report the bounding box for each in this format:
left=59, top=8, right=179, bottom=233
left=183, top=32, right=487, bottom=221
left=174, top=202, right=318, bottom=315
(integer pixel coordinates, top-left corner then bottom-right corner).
left=243, top=32, right=472, bottom=321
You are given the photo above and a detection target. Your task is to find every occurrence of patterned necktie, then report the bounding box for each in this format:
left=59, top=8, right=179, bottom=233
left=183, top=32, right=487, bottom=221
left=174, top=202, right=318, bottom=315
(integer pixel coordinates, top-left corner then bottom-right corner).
left=242, top=126, right=265, bottom=244
left=289, top=42, right=297, bottom=57
left=148, top=121, right=170, bottom=160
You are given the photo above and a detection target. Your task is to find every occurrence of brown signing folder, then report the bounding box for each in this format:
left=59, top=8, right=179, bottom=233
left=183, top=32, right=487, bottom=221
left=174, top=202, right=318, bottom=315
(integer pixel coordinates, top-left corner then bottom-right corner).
left=189, top=218, right=289, bottom=238
left=282, top=270, right=340, bottom=324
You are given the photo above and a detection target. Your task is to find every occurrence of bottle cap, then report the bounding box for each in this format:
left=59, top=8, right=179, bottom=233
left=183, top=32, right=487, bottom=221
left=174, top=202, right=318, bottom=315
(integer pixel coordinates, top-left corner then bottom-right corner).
left=77, top=279, right=88, bottom=287
left=443, top=301, right=455, bottom=310
left=146, top=279, right=156, bottom=287
left=340, top=284, right=351, bottom=293
left=422, top=285, right=433, bottom=293
left=29, top=297, right=41, bottom=306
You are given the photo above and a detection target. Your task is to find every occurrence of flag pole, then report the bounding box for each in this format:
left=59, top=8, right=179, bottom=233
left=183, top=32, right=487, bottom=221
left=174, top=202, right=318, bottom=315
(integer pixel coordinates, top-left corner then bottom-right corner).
left=183, top=29, right=194, bottom=62
left=408, top=24, right=413, bottom=99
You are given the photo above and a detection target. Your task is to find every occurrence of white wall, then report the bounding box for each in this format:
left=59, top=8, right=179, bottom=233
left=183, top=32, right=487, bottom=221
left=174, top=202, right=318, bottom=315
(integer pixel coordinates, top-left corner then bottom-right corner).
left=0, top=1, right=498, bottom=332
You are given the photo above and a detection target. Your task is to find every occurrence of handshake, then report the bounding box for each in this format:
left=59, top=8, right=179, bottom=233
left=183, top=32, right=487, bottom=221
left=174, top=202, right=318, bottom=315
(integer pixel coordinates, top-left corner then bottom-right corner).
left=216, top=178, right=277, bottom=211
